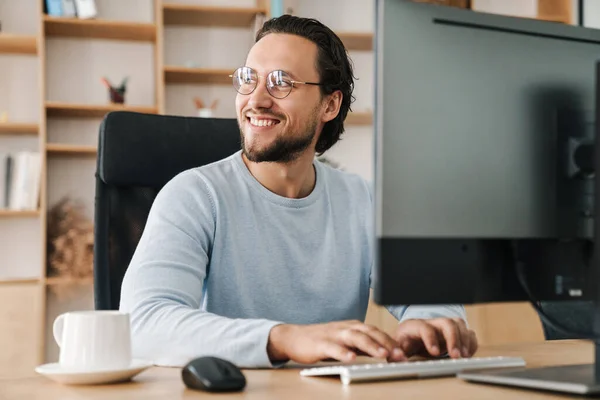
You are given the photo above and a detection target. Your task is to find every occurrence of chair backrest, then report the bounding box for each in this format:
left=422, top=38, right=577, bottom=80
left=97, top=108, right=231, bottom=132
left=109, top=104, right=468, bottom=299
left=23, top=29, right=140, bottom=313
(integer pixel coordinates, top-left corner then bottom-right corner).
left=94, top=111, right=241, bottom=310
left=538, top=301, right=595, bottom=340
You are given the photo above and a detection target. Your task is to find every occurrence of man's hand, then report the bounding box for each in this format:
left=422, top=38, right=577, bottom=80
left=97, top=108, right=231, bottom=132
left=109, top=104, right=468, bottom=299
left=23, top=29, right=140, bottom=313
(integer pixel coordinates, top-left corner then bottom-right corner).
left=393, top=318, right=478, bottom=359
left=267, top=321, right=407, bottom=364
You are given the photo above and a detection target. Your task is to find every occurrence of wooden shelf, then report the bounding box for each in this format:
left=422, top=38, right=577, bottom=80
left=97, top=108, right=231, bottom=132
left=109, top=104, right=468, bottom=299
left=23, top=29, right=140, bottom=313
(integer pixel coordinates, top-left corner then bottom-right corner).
left=538, top=0, right=572, bottom=24
left=337, top=32, right=373, bottom=51
left=164, top=66, right=232, bottom=84
left=46, top=276, right=93, bottom=286
left=46, top=102, right=158, bottom=118
left=44, top=16, right=156, bottom=42
left=163, top=4, right=267, bottom=27
left=346, top=111, right=373, bottom=126
left=0, top=209, right=40, bottom=217
left=0, top=123, right=39, bottom=135
left=0, top=278, right=40, bottom=285
left=0, top=33, right=37, bottom=55
left=537, top=14, right=570, bottom=23
left=46, top=143, right=97, bottom=157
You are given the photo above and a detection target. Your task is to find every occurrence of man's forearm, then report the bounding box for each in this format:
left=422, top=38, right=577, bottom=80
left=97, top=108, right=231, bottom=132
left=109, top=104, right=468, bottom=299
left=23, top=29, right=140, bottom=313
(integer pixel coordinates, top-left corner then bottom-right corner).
left=126, top=300, right=283, bottom=368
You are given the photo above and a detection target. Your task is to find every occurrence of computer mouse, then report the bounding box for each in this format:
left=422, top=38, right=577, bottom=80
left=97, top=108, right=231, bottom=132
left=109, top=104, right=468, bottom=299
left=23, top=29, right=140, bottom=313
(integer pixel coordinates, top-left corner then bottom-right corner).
left=181, top=356, right=246, bottom=392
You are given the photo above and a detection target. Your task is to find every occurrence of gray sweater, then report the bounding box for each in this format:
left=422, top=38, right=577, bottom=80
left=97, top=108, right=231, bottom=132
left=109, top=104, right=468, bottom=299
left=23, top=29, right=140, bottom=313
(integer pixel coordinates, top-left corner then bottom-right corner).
left=119, top=151, right=465, bottom=368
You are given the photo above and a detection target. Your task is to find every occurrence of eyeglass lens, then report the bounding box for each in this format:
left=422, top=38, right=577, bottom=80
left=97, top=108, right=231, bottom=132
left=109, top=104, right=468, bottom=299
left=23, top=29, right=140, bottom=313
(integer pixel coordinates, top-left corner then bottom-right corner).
left=232, top=67, right=294, bottom=99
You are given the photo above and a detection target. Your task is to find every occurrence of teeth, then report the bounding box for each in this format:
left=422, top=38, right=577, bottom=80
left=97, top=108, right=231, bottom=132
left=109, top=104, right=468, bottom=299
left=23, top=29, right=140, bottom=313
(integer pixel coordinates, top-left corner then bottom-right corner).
left=250, top=118, right=276, bottom=127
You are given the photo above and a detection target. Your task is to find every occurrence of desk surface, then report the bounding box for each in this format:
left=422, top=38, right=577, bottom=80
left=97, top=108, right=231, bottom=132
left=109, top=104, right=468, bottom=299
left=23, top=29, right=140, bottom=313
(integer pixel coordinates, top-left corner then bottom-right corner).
left=2, top=340, right=594, bottom=399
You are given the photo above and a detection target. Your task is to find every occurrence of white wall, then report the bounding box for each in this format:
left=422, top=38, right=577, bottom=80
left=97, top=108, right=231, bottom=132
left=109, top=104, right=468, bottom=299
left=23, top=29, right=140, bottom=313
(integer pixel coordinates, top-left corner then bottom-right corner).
left=472, top=0, right=537, bottom=18
left=583, top=0, right=600, bottom=28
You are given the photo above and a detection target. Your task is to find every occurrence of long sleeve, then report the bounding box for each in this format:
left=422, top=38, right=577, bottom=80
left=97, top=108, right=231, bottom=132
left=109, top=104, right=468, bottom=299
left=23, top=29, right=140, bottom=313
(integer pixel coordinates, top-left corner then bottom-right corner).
left=119, top=170, right=283, bottom=368
left=385, top=304, right=467, bottom=323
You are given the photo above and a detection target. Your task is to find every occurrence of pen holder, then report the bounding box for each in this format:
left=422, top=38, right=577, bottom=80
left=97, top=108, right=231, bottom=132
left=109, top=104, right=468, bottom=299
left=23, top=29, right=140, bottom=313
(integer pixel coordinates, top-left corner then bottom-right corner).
left=108, top=88, right=126, bottom=104
left=197, top=108, right=214, bottom=118
left=101, top=77, right=128, bottom=105
left=194, top=97, right=218, bottom=118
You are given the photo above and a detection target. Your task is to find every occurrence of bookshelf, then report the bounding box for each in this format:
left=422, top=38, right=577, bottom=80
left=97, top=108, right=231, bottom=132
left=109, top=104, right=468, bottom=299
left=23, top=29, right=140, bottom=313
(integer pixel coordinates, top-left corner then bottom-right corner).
left=45, top=102, right=159, bottom=118
left=163, top=4, right=268, bottom=27
left=346, top=111, right=373, bottom=126
left=0, top=277, right=40, bottom=285
left=46, top=144, right=97, bottom=157
left=44, top=16, right=157, bottom=42
left=337, top=32, right=373, bottom=51
left=164, top=66, right=232, bottom=84
left=0, top=33, right=38, bottom=54
left=0, top=123, right=39, bottom=135
left=45, top=276, right=94, bottom=286
left=0, top=209, right=41, bottom=218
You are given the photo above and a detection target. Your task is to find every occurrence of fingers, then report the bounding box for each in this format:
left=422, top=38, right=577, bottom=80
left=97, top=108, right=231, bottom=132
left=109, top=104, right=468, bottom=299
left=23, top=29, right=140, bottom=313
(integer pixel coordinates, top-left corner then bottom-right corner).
left=435, top=319, right=463, bottom=359
left=353, top=324, right=406, bottom=361
left=446, top=318, right=478, bottom=358
left=321, top=341, right=356, bottom=363
left=454, top=318, right=472, bottom=357
left=431, top=318, right=479, bottom=358
left=394, top=318, right=480, bottom=359
left=339, top=329, right=393, bottom=360
left=395, top=320, right=443, bottom=357
left=417, top=323, right=442, bottom=357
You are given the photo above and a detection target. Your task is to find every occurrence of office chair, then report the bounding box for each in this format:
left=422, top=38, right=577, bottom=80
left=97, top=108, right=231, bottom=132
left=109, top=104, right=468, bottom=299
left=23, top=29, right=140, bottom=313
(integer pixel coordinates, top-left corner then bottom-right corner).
left=538, top=301, right=595, bottom=340
left=93, top=111, right=241, bottom=310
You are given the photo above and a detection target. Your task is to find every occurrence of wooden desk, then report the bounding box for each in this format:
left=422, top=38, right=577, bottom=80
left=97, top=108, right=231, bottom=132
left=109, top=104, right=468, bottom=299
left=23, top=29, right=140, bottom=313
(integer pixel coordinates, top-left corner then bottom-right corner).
left=1, top=340, right=594, bottom=399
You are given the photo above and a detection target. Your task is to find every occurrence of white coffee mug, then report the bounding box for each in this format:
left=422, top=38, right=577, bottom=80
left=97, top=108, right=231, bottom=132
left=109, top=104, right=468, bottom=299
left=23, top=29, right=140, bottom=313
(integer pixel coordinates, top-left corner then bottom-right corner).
left=53, top=311, right=132, bottom=371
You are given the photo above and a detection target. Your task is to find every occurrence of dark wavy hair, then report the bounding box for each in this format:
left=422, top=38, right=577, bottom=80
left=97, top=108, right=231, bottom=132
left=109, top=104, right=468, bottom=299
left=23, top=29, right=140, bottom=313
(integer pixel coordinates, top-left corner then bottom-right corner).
left=255, top=14, right=356, bottom=154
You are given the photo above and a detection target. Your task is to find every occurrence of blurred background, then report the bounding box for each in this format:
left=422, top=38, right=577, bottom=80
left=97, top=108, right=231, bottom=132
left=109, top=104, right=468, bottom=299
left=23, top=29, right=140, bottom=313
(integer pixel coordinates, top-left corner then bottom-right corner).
left=0, top=0, right=595, bottom=379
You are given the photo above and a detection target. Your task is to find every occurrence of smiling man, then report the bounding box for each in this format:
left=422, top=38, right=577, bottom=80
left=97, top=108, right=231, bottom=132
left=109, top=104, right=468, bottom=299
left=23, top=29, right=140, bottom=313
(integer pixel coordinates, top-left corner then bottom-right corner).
left=119, top=14, right=478, bottom=368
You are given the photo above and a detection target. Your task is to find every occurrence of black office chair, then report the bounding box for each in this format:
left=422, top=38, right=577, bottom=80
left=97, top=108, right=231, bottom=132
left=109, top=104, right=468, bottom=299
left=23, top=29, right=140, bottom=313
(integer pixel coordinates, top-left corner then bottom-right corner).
left=538, top=301, right=595, bottom=340
left=93, top=111, right=241, bottom=310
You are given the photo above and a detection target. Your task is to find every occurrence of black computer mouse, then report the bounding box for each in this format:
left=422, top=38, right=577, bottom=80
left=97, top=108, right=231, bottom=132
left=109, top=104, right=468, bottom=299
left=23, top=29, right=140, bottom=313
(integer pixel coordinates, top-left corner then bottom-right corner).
left=181, top=356, right=247, bottom=392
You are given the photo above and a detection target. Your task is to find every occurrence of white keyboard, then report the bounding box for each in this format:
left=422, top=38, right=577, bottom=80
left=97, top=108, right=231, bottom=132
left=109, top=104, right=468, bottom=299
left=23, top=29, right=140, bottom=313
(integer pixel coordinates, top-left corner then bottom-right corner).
left=300, top=356, right=526, bottom=385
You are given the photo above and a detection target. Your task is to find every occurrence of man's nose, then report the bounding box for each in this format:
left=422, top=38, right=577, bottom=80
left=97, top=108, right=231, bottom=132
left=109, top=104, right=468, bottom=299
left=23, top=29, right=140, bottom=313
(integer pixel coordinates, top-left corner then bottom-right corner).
left=247, top=81, right=274, bottom=110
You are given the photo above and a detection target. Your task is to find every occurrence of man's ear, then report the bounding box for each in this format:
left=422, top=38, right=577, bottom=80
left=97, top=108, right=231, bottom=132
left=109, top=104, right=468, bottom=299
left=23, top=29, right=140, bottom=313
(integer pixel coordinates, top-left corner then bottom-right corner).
left=321, top=90, right=343, bottom=123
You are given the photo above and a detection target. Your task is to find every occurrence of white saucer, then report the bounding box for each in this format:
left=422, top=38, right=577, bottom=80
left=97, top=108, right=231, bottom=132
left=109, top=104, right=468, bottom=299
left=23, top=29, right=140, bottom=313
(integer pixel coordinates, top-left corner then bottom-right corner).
left=35, top=359, right=153, bottom=385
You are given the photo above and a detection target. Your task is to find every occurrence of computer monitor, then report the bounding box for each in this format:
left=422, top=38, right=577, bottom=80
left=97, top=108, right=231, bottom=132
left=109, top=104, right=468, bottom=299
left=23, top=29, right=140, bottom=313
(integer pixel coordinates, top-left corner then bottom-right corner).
left=373, top=0, right=599, bottom=306
left=373, top=0, right=600, bottom=394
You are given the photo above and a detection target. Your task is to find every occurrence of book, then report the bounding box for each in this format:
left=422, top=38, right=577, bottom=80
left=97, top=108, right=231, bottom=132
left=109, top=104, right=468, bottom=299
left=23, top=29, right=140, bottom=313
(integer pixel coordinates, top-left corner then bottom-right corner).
left=5, top=151, right=41, bottom=211
left=62, top=0, right=77, bottom=17
left=45, top=0, right=63, bottom=17
left=5, top=155, right=12, bottom=209
left=74, top=0, right=97, bottom=19
left=8, top=152, right=27, bottom=210
left=0, top=153, right=8, bottom=209
left=27, top=153, right=42, bottom=210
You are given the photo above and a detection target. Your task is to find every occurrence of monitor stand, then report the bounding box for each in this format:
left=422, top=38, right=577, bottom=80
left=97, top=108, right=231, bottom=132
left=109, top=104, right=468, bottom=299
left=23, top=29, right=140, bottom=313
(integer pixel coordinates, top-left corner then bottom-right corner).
left=458, top=363, right=599, bottom=395
left=458, top=333, right=600, bottom=395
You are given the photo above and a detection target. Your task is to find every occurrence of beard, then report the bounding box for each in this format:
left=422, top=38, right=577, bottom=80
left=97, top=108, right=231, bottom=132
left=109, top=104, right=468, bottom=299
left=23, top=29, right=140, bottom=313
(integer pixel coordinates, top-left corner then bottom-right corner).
left=239, top=107, right=320, bottom=163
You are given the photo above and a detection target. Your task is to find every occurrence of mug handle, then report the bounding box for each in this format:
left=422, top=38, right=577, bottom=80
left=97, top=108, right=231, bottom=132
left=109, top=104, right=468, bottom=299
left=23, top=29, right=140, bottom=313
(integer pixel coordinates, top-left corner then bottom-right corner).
left=53, top=314, right=66, bottom=347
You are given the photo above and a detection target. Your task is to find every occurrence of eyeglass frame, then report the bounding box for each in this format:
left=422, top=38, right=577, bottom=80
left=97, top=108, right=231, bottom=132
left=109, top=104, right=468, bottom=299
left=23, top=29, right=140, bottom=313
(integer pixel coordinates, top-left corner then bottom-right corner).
left=229, top=66, right=324, bottom=99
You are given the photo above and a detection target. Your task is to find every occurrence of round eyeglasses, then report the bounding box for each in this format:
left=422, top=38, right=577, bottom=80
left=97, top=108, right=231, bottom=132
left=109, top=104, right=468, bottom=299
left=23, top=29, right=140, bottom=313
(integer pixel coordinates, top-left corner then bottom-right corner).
left=230, top=67, right=323, bottom=99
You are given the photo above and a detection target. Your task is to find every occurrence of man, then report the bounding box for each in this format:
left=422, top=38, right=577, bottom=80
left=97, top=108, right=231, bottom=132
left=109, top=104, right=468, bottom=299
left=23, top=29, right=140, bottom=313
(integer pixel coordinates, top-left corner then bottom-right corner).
left=120, top=14, right=478, bottom=368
